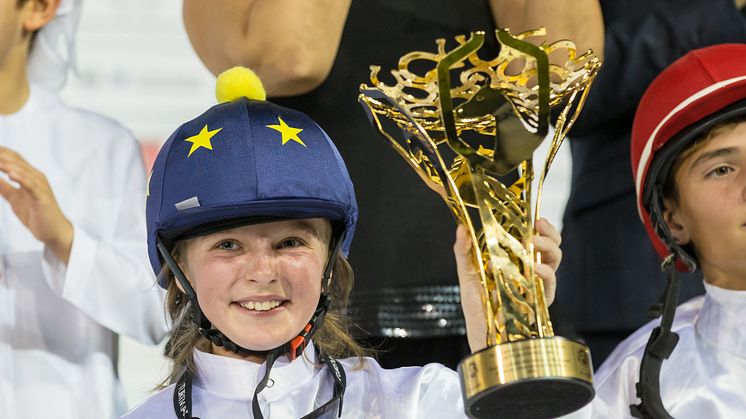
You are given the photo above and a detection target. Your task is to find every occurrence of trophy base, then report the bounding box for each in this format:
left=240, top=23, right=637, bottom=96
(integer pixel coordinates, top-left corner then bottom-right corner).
left=457, top=336, right=593, bottom=419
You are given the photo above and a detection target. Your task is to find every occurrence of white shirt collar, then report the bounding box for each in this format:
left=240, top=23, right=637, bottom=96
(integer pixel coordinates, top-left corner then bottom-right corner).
left=192, top=344, right=320, bottom=401
left=695, top=281, right=746, bottom=358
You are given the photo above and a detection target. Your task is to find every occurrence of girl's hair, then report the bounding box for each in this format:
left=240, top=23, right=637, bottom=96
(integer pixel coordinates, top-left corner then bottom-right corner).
left=158, top=240, right=368, bottom=387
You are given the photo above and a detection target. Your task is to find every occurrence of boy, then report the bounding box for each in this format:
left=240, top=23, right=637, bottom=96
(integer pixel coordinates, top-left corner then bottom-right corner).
left=0, top=1, right=167, bottom=417
left=567, top=43, right=746, bottom=418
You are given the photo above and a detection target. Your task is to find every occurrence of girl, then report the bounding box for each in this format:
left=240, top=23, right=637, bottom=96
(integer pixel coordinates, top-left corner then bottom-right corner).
left=123, top=67, right=562, bottom=419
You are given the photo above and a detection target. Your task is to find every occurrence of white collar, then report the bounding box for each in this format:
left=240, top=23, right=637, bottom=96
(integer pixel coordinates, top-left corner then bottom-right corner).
left=695, top=282, right=746, bottom=358
left=192, top=344, right=320, bottom=401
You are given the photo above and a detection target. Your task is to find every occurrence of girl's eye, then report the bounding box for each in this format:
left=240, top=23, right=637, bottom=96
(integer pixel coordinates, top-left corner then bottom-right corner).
left=707, top=165, right=734, bottom=177
left=216, top=240, right=239, bottom=250
left=278, top=238, right=304, bottom=249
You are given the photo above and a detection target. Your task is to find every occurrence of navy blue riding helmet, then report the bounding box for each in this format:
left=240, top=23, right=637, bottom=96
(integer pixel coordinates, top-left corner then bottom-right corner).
left=145, top=67, right=357, bottom=418
left=147, top=89, right=357, bottom=279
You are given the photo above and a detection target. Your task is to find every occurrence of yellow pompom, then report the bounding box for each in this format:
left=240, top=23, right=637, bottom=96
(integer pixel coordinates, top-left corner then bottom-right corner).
left=215, top=66, right=266, bottom=103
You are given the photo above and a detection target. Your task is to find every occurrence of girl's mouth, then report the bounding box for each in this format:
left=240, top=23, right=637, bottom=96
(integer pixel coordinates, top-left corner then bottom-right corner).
left=233, top=300, right=288, bottom=312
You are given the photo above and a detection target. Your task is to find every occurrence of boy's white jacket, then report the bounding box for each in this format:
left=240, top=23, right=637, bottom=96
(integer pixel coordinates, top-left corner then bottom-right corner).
left=561, top=282, right=746, bottom=419
left=123, top=344, right=467, bottom=418
left=0, top=84, right=168, bottom=418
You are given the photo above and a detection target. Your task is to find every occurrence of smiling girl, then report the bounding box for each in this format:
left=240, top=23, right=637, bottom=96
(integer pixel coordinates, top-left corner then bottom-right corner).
left=122, top=67, right=562, bottom=419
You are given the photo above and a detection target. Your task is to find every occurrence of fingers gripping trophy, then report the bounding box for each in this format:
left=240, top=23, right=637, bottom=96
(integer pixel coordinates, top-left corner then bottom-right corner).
left=358, top=28, right=601, bottom=418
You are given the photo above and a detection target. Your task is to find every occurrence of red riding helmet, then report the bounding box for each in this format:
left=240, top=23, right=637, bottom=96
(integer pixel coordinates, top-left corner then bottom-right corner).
left=631, top=44, right=746, bottom=271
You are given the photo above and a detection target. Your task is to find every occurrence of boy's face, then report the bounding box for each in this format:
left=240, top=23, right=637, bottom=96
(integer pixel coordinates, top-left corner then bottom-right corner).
left=180, top=218, right=331, bottom=357
left=664, top=122, right=746, bottom=288
left=0, top=0, right=57, bottom=69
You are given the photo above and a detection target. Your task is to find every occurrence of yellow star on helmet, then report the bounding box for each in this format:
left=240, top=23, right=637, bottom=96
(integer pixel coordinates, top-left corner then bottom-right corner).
left=185, top=124, right=223, bottom=157
left=266, top=117, right=306, bottom=147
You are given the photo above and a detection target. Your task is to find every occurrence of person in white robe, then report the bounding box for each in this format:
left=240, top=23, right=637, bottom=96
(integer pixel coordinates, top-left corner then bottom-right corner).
left=0, top=0, right=168, bottom=417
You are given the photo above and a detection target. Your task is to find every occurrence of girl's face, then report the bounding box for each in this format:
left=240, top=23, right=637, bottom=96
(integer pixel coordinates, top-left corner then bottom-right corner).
left=181, top=218, right=331, bottom=361
left=665, top=122, right=746, bottom=289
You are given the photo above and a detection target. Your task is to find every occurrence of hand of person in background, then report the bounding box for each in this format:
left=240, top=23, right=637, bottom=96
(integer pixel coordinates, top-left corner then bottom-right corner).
left=454, top=218, right=562, bottom=353
left=0, top=146, right=73, bottom=264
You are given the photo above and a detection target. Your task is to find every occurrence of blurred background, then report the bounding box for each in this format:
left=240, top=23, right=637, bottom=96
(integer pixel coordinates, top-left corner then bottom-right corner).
left=58, top=0, right=572, bottom=409
left=58, top=0, right=213, bottom=408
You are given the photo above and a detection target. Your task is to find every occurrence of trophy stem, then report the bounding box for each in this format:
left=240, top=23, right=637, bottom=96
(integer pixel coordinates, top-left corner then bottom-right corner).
left=519, top=159, right=554, bottom=339
left=461, top=199, right=500, bottom=348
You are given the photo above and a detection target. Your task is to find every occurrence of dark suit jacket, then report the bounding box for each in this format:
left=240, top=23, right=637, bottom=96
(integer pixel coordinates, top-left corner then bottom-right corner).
left=273, top=0, right=498, bottom=338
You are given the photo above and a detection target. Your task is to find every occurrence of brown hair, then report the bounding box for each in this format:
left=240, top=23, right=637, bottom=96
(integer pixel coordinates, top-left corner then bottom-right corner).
left=158, top=242, right=368, bottom=387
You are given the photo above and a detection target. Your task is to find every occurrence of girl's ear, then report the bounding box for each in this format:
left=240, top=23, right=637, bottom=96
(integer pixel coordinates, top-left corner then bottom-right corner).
left=22, top=0, right=60, bottom=33
left=662, top=197, right=691, bottom=246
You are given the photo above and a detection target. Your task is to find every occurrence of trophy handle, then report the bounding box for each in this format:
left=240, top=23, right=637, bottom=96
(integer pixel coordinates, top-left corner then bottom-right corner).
left=436, top=31, right=485, bottom=157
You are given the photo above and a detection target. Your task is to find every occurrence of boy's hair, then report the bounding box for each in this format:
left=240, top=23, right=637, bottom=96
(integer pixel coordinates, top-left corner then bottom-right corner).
left=158, top=242, right=369, bottom=388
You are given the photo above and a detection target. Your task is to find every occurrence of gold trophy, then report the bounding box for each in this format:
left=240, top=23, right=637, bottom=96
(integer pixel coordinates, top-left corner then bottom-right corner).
left=358, top=29, right=601, bottom=418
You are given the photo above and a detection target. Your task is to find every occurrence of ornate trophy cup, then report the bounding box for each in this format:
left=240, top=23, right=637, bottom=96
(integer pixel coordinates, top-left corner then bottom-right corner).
left=358, top=29, right=601, bottom=418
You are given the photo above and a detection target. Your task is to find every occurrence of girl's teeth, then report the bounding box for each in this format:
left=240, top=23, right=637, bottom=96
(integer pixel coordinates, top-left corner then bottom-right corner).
left=240, top=300, right=281, bottom=311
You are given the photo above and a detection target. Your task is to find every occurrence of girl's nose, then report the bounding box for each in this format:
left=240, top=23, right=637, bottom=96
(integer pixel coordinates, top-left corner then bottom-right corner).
left=243, top=249, right=278, bottom=283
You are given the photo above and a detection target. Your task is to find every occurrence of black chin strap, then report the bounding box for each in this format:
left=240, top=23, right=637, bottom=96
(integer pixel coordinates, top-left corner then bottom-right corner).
left=649, top=186, right=697, bottom=271
left=251, top=350, right=279, bottom=418
left=630, top=254, right=681, bottom=419
left=630, top=186, right=700, bottom=418
left=158, top=235, right=346, bottom=418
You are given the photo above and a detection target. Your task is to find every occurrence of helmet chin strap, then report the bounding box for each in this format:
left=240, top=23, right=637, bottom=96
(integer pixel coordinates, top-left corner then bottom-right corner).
left=157, top=237, right=345, bottom=419
left=648, top=186, right=697, bottom=272
left=631, top=186, right=695, bottom=419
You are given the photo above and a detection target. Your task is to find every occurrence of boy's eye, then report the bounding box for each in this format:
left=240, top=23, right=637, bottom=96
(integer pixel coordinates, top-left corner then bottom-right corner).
left=708, top=165, right=734, bottom=177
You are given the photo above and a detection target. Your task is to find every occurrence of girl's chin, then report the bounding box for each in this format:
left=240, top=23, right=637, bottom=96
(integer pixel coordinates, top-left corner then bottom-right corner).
left=211, top=341, right=285, bottom=362
left=217, top=333, right=295, bottom=354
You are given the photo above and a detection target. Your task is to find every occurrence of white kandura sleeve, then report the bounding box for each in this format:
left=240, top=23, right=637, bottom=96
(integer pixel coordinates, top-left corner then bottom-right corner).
left=41, top=129, right=168, bottom=345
